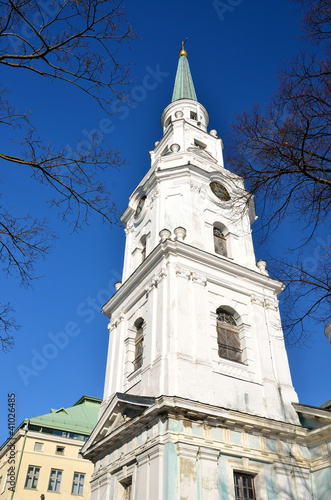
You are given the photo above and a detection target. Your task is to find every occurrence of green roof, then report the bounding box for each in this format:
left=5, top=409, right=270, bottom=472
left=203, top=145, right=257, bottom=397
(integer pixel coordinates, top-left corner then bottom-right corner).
left=0, top=396, right=102, bottom=453
left=29, top=395, right=101, bottom=436
left=171, top=54, right=197, bottom=102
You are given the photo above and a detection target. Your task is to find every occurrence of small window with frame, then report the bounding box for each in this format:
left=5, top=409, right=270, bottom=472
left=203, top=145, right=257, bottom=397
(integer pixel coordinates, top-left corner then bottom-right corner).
left=234, top=472, right=256, bottom=500
left=55, top=445, right=65, bottom=455
left=34, top=442, right=44, bottom=452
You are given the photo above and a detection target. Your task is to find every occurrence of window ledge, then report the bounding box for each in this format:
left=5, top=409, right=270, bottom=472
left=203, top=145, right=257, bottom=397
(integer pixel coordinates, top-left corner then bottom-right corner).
left=217, top=356, right=248, bottom=367
left=128, top=367, right=142, bottom=381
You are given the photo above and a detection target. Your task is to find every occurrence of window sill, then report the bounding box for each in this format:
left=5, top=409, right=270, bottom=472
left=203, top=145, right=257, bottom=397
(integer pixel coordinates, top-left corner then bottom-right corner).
left=128, top=367, right=142, bottom=380
left=218, top=357, right=248, bottom=366
left=214, top=253, right=233, bottom=261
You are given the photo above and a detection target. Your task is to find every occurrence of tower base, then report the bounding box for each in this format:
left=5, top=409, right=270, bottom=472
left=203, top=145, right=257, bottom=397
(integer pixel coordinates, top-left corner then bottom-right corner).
left=82, top=394, right=331, bottom=500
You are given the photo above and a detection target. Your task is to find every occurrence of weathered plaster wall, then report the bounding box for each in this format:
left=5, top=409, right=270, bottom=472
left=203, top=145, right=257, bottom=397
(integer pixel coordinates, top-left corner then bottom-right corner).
left=89, top=412, right=331, bottom=500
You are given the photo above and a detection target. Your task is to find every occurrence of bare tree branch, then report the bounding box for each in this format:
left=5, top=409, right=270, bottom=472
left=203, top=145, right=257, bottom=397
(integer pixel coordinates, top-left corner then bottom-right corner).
left=0, top=0, right=136, bottom=350
left=0, top=302, right=17, bottom=352
left=227, top=0, right=331, bottom=343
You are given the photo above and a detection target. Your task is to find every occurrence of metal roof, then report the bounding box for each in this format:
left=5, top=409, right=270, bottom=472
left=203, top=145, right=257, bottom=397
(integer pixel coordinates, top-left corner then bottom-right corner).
left=28, top=395, right=101, bottom=435
left=171, top=53, right=197, bottom=102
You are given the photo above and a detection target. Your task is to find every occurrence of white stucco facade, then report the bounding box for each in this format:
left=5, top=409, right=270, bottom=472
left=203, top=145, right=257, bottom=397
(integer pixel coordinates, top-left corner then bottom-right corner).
left=82, top=51, right=331, bottom=500
left=101, top=91, right=299, bottom=426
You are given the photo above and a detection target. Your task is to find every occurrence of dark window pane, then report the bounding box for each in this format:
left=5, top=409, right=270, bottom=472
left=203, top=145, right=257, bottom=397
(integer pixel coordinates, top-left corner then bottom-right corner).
left=217, top=310, right=242, bottom=363
left=134, top=320, right=144, bottom=371
left=234, top=473, right=255, bottom=500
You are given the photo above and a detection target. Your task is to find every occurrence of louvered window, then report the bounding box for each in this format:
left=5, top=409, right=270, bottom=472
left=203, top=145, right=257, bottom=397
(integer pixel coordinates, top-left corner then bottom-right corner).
left=134, top=320, right=144, bottom=371
left=214, top=227, right=227, bottom=256
left=217, top=310, right=242, bottom=362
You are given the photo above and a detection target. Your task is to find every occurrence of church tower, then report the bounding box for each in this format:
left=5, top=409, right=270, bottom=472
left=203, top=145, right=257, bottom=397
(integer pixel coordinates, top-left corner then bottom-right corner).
left=82, top=47, right=331, bottom=500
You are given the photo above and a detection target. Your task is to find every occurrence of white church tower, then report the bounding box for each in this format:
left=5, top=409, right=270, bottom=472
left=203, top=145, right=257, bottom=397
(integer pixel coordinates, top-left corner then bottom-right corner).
left=82, top=46, right=331, bottom=500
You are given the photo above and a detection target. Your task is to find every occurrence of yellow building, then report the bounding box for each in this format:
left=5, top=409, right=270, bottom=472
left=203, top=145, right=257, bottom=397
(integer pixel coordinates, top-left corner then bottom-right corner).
left=0, top=396, right=101, bottom=500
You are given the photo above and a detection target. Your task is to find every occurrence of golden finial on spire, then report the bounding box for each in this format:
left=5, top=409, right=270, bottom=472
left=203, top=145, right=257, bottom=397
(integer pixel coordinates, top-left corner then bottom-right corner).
left=179, top=38, right=188, bottom=57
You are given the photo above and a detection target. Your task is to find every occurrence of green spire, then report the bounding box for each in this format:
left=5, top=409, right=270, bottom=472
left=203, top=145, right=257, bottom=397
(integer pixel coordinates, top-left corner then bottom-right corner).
left=171, top=45, right=197, bottom=102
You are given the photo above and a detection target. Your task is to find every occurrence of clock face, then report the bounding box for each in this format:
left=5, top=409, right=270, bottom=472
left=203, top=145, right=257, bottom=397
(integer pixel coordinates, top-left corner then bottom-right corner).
left=134, top=196, right=146, bottom=218
left=210, top=182, right=230, bottom=201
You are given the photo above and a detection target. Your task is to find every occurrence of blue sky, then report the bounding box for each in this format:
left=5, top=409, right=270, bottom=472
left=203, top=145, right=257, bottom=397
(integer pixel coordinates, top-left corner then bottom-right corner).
left=1, top=0, right=330, bottom=443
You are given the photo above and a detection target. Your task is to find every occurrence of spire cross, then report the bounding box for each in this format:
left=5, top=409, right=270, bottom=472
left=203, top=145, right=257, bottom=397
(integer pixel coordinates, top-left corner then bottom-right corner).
left=179, top=38, right=188, bottom=57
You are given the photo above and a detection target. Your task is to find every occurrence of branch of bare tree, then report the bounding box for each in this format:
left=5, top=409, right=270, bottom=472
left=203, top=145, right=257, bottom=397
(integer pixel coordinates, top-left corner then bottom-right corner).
left=227, top=0, right=331, bottom=343
left=0, top=0, right=136, bottom=350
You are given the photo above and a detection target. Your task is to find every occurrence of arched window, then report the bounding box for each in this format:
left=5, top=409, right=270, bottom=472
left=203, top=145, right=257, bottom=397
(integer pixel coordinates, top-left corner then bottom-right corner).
left=216, top=309, right=242, bottom=362
left=133, top=319, right=144, bottom=371
left=213, top=226, right=227, bottom=257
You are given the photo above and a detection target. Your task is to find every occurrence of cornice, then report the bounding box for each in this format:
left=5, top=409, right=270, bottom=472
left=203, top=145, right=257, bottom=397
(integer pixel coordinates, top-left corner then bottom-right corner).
left=81, top=394, right=310, bottom=463
left=102, top=240, right=284, bottom=317
left=120, top=157, right=245, bottom=227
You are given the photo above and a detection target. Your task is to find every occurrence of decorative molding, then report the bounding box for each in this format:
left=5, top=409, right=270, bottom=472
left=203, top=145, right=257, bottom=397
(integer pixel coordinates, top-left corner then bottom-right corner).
left=250, top=294, right=264, bottom=307
left=127, top=369, right=142, bottom=388
left=264, top=298, right=279, bottom=311
left=175, top=266, right=207, bottom=286
left=146, top=267, right=168, bottom=292
left=175, top=265, right=191, bottom=279
left=99, top=412, right=126, bottom=438
left=198, top=446, right=220, bottom=461
left=108, top=311, right=125, bottom=331
left=190, top=181, right=201, bottom=193
left=150, top=189, right=160, bottom=204
left=176, top=442, right=199, bottom=460
left=146, top=277, right=158, bottom=293
left=124, top=222, right=134, bottom=235
left=191, top=272, right=207, bottom=287
left=215, top=362, right=252, bottom=382
left=187, top=146, right=218, bottom=164
left=250, top=294, right=278, bottom=311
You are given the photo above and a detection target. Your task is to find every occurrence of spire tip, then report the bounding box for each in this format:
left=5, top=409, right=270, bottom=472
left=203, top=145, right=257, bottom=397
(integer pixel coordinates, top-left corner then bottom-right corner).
left=179, top=38, right=188, bottom=57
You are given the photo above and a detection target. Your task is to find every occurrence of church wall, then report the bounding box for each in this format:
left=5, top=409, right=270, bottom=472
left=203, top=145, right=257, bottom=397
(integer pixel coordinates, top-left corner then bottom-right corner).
left=88, top=412, right=329, bottom=500
left=102, top=242, right=298, bottom=423
left=311, top=467, right=331, bottom=500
